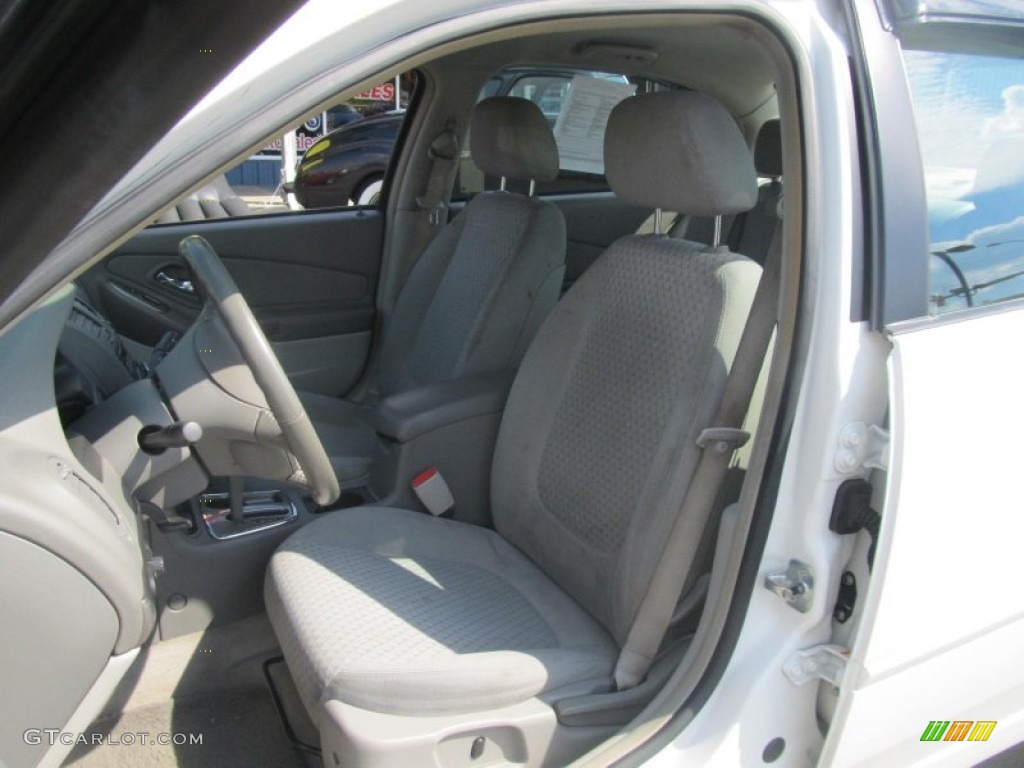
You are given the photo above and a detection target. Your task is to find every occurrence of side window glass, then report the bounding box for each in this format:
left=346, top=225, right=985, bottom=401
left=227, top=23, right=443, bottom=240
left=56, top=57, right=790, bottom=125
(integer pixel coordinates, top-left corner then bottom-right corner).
left=901, top=47, right=1024, bottom=315
left=153, top=73, right=415, bottom=224
left=455, top=69, right=637, bottom=199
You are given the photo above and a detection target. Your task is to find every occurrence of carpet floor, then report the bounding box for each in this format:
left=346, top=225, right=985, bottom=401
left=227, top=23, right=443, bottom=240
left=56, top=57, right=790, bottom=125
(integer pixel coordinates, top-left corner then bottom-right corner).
left=64, top=614, right=316, bottom=768
left=64, top=688, right=310, bottom=768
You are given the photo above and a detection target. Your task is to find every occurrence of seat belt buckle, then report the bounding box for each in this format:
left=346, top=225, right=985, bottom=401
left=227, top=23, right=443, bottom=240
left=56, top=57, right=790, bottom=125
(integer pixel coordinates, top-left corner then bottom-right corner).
left=411, top=467, right=454, bottom=516
left=696, top=427, right=750, bottom=454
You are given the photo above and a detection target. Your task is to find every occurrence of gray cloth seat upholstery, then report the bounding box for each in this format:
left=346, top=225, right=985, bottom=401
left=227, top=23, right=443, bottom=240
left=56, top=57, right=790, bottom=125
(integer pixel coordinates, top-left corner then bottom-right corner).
left=670, top=118, right=782, bottom=263
left=731, top=118, right=782, bottom=263
left=156, top=174, right=252, bottom=223
left=266, top=90, right=763, bottom=725
left=266, top=506, right=618, bottom=719
left=298, top=394, right=378, bottom=489
left=302, top=97, right=567, bottom=486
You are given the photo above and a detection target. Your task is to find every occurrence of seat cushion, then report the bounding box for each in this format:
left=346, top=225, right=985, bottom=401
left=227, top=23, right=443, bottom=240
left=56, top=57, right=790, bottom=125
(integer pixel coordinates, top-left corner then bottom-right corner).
left=299, top=391, right=377, bottom=486
left=265, top=507, right=617, bottom=720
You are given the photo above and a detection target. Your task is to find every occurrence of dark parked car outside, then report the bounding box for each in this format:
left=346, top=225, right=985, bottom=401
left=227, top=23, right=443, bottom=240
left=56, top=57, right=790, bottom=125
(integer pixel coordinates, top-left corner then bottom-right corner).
left=292, top=110, right=403, bottom=208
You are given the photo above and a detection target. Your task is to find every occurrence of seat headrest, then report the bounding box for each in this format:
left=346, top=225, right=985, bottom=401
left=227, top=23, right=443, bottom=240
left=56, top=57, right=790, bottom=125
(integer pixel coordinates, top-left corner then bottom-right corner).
left=470, top=97, right=559, bottom=183
left=754, top=119, right=782, bottom=178
left=605, top=91, right=757, bottom=217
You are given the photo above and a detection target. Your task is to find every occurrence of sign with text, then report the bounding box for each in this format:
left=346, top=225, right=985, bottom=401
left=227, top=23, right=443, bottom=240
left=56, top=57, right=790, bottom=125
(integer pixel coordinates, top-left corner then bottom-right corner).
left=358, top=82, right=396, bottom=101
left=553, top=76, right=636, bottom=175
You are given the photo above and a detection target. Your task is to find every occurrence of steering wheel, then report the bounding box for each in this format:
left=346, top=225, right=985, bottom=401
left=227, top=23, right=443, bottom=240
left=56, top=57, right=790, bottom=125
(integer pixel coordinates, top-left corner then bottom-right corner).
left=179, top=235, right=340, bottom=506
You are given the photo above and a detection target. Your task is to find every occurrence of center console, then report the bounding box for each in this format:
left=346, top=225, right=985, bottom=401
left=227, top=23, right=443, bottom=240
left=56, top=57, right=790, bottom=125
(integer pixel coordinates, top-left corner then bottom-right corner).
left=367, top=371, right=513, bottom=526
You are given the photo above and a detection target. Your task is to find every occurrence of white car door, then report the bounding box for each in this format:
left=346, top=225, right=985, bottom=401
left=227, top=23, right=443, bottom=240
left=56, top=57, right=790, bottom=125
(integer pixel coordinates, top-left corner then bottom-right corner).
left=823, top=2, right=1024, bottom=766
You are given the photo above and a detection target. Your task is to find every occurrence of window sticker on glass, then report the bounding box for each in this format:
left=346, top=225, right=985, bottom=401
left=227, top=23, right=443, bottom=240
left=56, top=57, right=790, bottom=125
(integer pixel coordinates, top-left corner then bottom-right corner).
left=903, top=49, right=1024, bottom=315
left=552, top=76, right=637, bottom=174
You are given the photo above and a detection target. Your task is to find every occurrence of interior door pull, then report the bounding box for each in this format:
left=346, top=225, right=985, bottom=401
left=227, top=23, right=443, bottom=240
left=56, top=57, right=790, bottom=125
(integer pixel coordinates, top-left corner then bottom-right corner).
left=155, top=270, right=195, bottom=294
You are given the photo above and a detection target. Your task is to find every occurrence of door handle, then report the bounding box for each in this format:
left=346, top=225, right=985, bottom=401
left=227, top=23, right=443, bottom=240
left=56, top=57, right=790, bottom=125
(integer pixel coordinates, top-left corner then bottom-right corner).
left=155, top=269, right=195, bottom=294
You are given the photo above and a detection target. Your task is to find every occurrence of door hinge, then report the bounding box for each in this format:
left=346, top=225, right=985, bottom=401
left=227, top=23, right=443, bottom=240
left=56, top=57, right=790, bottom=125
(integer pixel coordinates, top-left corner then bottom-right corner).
left=834, top=422, right=889, bottom=474
left=783, top=644, right=850, bottom=687
left=764, top=559, right=814, bottom=613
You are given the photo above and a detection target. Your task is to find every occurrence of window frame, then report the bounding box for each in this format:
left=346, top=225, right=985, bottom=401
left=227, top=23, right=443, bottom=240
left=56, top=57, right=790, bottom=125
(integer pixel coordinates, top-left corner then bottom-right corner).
left=851, top=0, right=1024, bottom=330
left=843, top=0, right=932, bottom=328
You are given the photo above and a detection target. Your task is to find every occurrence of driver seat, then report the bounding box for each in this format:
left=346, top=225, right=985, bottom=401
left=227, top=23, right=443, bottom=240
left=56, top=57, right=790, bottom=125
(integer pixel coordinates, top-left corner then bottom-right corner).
left=266, top=90, right=762, bottom=765
left=300, top=96, right=567, bottom=487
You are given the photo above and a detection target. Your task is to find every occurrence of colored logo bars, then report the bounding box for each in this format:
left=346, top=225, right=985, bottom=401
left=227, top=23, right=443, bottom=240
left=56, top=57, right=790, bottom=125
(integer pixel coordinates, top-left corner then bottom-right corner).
left=921, top=721, right=997, bottom=742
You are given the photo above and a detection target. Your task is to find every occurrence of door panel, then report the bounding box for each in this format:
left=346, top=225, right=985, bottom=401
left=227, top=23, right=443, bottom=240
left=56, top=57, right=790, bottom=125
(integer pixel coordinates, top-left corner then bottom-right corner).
left=79, top=209, right=383, bottom=397
left=824, top=5, right=1024, bottom=765
left=825, top=311, right=1024, bottom=767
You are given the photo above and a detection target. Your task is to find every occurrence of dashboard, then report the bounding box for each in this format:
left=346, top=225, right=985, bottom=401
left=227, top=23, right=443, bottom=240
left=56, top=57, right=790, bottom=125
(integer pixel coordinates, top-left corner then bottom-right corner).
left=0, top=286, right=161, bottom=753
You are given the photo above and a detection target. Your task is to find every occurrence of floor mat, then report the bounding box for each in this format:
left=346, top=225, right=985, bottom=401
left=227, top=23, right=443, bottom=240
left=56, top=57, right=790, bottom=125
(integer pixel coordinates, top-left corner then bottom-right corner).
left=61, top=615, right=321, bottom=767
left=64, top=687, right=310, bottom=768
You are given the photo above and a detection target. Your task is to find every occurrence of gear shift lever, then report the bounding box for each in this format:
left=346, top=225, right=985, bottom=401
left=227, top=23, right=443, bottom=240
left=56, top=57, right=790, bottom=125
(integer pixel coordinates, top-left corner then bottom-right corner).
left=228, top=476, right=245, bottom=523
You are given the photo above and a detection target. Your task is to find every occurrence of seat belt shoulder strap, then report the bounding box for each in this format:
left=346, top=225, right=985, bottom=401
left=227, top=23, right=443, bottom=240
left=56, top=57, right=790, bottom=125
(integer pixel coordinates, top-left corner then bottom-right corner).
left=613, top=222, right=784, bottom=691
left=415, top=123, right=459, bottom=233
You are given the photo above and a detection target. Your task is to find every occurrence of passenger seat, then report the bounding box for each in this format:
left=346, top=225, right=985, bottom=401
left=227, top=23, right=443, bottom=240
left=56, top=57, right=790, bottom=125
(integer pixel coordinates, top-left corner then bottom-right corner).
left=265, top=89, right=763, bottom=762
left=641, top=118, right=782, bottom=263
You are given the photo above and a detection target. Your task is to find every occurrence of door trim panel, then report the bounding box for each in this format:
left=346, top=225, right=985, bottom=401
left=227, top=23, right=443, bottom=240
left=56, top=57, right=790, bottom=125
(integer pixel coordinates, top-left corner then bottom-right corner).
left=80, top=209, right=384, bottom=394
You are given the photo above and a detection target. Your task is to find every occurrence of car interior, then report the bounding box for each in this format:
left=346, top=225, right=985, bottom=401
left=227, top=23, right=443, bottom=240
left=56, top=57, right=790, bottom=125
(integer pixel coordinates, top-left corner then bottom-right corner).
left=0, top=10, right=802, bottom=768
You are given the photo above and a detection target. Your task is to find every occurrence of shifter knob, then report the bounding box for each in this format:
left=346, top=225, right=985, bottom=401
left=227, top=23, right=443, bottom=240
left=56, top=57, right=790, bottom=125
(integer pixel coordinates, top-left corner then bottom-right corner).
left=138, top=421, right=203, bottom=454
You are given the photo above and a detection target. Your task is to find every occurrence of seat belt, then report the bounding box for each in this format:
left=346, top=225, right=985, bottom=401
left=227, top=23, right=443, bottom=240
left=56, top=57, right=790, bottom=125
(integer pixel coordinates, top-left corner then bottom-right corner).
left=613, top=219, right=784, bottom=691
left=412, top=122, right=460, bottom=253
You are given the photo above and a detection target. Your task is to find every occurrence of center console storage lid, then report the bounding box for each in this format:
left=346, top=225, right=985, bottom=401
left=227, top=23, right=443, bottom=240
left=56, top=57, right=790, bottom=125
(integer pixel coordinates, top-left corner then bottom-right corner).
left=374, top=371, right=514, bottom=443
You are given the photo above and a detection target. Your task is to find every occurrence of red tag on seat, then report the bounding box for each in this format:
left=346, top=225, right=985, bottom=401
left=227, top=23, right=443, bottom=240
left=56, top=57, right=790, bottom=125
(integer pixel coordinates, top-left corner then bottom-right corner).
left=412, top=467, right=438, bottom=488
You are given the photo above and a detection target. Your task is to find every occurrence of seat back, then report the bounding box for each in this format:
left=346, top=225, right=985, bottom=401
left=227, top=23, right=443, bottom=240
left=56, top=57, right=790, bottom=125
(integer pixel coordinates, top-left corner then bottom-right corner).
left=492, top=91, right=762, bottom=645
left=377, top=98, right=567, bottom=396
left=730, top=118, right=782, bottom=263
